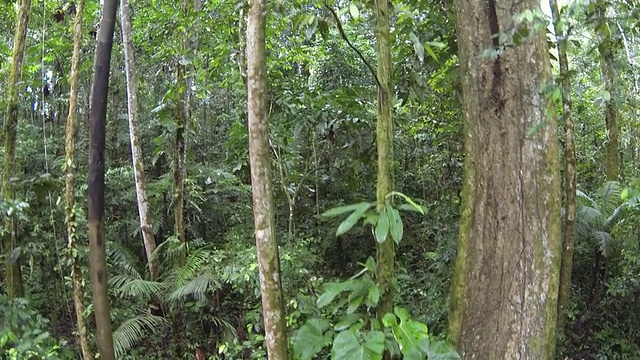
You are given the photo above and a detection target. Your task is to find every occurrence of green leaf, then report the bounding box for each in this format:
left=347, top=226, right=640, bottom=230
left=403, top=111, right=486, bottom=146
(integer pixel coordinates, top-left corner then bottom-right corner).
left=621, top=187, right=629, bottom=200
left=317, top=281, right=351, bottom=308
left=349, top=4, right=360, bottom=20
left=337, top=203, right=373, bottom=236
left=367, top=284, right=380, bottom=306
left=409, top=32, right=424, bottom=62
left=323, top=202, right=372, bottom=218
left=334, top=313, right=363, bottom=331
left=385, top=307, right=429, bottom=356
left=375, top=207, right=390, bottom=243
left=424, top=43, right=438, bottom=62
left=388, top=207, right=403, bottom=244
left=293, top=318, right=333, bottom=360
left=331, top=330, right=385, bottom=360
left=389, top=192, right=425, bottom=215
left=347, top=295, right=364, bottom=314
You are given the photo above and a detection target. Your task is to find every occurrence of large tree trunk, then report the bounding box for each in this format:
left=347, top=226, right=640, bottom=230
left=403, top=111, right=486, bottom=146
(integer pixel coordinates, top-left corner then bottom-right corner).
left=373, top=0, right=394, bottom=324
left=550, top=0, right=577, bottom=341
left=448, top=1, right=562, bottom=358
left=247, top=0, right=289, bottom=358
left=121, top=0, right=158, bottom=280
left=64, top=0, right=93, bottom=357
left=2, top=0, right=31, bottom=300
left=88, top=0, right=119, bottom=359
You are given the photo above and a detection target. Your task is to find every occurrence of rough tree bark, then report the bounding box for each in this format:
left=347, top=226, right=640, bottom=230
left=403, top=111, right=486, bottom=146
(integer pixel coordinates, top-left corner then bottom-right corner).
left=2, top=0, right=31, bottom=300
left=64, top=0, right=93, bottom=357
left=88, top=0, right=119, bottom=358
left=121, top=0, right=158, bottom=279
left=448, top=0, right=562, bottom=358
left=247, top=0, right=289, bottom=358
left=373, top=0, right=394, bottom=323
left=550, top=0, right=576, bottom=340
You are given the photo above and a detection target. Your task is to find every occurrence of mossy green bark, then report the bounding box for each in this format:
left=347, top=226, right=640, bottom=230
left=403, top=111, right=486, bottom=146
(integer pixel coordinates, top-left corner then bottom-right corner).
left=2, top=0, right=31, bottom=300
left=449, top=0, right=562, bottom=358
left=596, top=1, right=619, bottom=182
left=373, top=0, right=394, bottom=323
left=550, top=0, right=577, bottom=342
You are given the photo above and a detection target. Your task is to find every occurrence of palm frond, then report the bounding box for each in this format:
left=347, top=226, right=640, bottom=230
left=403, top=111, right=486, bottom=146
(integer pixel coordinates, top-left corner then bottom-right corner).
left=604, top=205, right=623, bottom=229
left=110, top=274, right=166, bottom=299
left=108, top=241, right=142, bottom=277
left=151, top=235, right=187, bottom=269
left=576, top=189, right=597, bottom=208
left=592, top=230, right=614, bottom=257
left=113, top=313, right=168, bottom=359
left=577, top=205, right=604, bottom=228
left=167, top=272, right=220, bottom=302
left=596, top=181, right=622, bottom=217
left=164, top=248, right=211, bottom=287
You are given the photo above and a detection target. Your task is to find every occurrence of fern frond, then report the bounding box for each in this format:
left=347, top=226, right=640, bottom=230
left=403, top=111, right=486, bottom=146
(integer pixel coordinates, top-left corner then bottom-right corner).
left=167, top=272, right=220, bottom=302
left=113, top=313, right=167, bottom=359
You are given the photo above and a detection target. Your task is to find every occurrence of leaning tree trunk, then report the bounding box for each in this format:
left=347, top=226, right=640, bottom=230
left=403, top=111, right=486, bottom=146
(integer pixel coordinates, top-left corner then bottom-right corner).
left=88, top=0, right=119, bottom=358
left=121, top=0, right=158, bottom=279
left=448, top=0, right=562, bottom=358
left=64, top=0, right=93, bottom=357
left=373, top=0, right=394, bottom=324
left=2, top=0, right=31, bottom=300
left=246, top=0, right=289, bottom=358
left=550, top=0, right=577, bottom=340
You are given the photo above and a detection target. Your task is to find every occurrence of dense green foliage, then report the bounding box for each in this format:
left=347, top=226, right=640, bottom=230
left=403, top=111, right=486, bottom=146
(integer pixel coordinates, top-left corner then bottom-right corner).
left=1, top=0, right=639, bottom=358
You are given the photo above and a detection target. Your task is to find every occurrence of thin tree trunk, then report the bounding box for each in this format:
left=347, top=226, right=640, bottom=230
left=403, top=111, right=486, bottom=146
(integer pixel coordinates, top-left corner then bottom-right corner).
left=173, top=0, right=190, bottom=246
left=448, top=0, right=562, bottom=358
left=2, top=0, right=31, bottom=300
left=120, top=0, right=158, bottom=279
left=88, top=0, right=119, bottom=358
left=247, top=0, right=289, bottom=358
left=64, top=0, right=92, bottom=357
left=550, top=0, right=577, bottom=341
left=374, top=0, right=394, bottom=324
left=592, top=0, right=618, bottom=305
left=597, top=2, right=619, bottom=182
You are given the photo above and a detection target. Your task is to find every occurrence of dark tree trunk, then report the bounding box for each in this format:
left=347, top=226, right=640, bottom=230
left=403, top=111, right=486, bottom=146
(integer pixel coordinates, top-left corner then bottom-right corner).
left=87, top=0, right=119, bottom=358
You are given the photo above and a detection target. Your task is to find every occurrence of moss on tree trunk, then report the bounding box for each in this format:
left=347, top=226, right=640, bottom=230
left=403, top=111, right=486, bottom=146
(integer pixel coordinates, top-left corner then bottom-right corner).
left=449, top=0, right=562, bottom=358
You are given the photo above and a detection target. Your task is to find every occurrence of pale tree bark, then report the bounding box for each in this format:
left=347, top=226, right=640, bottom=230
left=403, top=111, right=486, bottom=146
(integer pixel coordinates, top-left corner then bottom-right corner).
left=121, top=0, right=158, bottom=279
left=247, top=0, right=289, bottom=358
left=550, top=0, right=576, bottom=341
left=373, top=0, right=394, bottom=324
left=64, top=0, right=93, bottom=357
left=2, top=0, right=31, bottom=300
left=448, top=0, right=562, bottom=358
left=88, top=0, right=119, bottom=359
